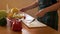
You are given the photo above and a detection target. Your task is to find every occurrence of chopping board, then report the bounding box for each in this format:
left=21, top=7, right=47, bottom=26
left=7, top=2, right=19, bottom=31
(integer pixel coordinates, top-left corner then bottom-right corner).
left=22, top=13, right=47, bottom=28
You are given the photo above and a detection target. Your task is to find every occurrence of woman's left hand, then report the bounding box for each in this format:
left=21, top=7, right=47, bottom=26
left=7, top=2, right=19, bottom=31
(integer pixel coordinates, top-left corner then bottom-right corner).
left=35, top=9, right=47, bottom=17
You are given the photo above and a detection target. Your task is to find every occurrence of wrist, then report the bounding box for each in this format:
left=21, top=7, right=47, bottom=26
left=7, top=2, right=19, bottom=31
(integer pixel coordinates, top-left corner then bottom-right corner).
left=39, top=9, right=47, bottom=13
left=23, top=7, right=28, bottom=11
left=43, top=8, right=49, bottom=13
left=39, top=9, right=47, bottom=15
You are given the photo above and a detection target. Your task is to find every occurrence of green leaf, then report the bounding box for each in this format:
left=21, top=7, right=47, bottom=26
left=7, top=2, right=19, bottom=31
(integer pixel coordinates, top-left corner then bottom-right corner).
left=0, top=10, right=7, bottom=20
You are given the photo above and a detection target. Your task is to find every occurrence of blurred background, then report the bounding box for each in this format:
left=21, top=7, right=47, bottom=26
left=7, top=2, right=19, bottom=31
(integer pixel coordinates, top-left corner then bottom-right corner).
left=0, top=0, right=60, bottom=32
left=0, top=0, right=38, bottom=17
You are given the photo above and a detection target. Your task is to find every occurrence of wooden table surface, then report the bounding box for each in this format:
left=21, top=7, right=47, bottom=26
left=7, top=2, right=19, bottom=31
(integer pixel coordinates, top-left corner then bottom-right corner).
left=0, top=23, right=59, bottom=34
left=0, top=13, right=60, bottom=34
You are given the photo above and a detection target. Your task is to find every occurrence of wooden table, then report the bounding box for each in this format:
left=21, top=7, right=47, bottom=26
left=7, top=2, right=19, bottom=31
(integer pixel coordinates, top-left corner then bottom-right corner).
left=0, top=24, right=59, bottom=34
left=0, top=13, right=59, bottom=34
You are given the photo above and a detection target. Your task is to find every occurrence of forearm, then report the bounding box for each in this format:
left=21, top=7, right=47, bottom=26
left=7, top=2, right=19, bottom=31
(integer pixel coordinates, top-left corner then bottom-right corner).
left=43, top=2, right=60, bottom=12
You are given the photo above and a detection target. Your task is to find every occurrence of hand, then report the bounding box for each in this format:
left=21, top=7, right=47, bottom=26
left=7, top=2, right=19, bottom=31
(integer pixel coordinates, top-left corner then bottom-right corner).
left=35, top=9, right=47, bottom=17
left=20, top=8, right=27, bottom=12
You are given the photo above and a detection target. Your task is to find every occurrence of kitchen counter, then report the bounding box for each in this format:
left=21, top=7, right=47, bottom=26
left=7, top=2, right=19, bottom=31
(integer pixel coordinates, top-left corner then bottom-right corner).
left=0, top=23, right=59, bottom=34
left=0, top=13, right=59, bottom=34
